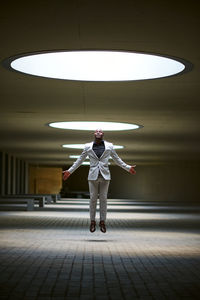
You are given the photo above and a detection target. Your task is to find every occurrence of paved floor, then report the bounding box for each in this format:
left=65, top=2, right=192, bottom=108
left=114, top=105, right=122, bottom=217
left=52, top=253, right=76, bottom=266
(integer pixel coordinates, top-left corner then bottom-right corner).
left=0, top=199, right=200, bottom=300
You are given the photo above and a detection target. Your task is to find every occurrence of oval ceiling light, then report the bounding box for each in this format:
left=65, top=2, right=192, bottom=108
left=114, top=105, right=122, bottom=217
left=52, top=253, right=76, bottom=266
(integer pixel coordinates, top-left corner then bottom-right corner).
left=69, top=155, right=89, bottom=159
left=49, top=121, right=141, bottom=131
left=62, top=144, right=124, bottom=149
left=69, top=155, right=112, bottom=159
left=7, top=50, right=190, bottom=81
left=81, top=162, right=90, bottom=166
left=81, top=161, right=111, bottom=165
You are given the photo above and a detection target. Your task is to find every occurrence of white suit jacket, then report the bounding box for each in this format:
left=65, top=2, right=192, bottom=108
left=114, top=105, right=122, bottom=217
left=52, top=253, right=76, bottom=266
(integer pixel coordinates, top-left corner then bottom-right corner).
left=68, top=141, right=131, bottom=180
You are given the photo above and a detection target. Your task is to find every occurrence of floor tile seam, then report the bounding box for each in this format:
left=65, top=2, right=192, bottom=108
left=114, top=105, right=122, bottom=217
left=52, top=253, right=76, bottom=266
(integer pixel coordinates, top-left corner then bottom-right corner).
left=64, top=248, right=83, bottom=297
left=30, top=254, right=64, bottom=297
left=104, top=247, right=131, bottom=300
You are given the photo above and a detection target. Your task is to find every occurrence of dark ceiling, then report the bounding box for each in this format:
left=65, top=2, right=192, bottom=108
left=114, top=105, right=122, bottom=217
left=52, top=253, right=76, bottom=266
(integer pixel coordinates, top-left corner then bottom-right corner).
left=0, top=0, right=200, bottom=166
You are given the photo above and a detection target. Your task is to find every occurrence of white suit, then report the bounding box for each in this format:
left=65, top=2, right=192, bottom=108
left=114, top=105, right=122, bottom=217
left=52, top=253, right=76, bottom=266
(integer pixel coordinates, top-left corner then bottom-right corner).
left=68, top=141, right=132, bottom=221
left=68, top=141, right=131, bottom=180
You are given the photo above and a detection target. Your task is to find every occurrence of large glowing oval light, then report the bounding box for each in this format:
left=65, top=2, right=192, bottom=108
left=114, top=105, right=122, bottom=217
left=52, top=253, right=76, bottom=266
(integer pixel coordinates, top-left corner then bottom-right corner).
left=62, top=144, right=124, bottom=149
left=49, top=121, right=141, bottom=131
left=10, top=51, right=186, bottom=81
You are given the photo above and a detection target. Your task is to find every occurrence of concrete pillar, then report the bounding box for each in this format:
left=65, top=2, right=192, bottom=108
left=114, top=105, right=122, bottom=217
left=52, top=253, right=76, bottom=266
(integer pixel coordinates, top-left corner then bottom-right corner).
left=0, top=152, right=5, bottom=196
left=7, top=154, right=11, bottom=195
left=20, top=160, right=24, bottom=193
left=12, top=156, right=16, bottom=194
left=16, top=158, right=20, bottom=194
left=24, top=161, right=29, bottom=193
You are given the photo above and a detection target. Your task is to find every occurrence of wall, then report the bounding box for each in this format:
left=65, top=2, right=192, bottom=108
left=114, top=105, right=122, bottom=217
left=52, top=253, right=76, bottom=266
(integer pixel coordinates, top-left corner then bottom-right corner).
left=62, top=162, right=200, bottom=202
left=1, top=152, right=199, bottom=201
left=109, top=163, right=200, bottom=202
left=29, top=165, right=62, bottom=194
left=0, top=151, right=29, bottom=195
left=61, top=166, right=89, bottom=197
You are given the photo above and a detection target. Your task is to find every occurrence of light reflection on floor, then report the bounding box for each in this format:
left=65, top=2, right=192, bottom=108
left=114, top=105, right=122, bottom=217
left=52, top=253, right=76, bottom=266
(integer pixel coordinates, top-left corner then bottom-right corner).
left=0, top=198, right=200, bottom=299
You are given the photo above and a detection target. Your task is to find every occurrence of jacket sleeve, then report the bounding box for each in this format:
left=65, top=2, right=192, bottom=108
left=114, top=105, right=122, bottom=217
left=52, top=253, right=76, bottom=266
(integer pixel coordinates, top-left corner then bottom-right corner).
left=68, top=146, right=88, bottom=174
left=110, top=145, right=131, bottom=172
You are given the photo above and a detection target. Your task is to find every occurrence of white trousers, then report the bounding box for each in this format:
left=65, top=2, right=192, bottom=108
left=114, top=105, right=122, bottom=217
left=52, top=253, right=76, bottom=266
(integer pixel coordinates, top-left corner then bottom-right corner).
left=88, top=174, right=110, bottom=221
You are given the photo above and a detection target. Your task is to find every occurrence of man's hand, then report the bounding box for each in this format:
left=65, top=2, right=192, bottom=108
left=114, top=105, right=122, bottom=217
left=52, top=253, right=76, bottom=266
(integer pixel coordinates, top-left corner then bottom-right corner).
left=129, top=165, right=136, bottom=175
left=62, top=170, right=71, bottom=181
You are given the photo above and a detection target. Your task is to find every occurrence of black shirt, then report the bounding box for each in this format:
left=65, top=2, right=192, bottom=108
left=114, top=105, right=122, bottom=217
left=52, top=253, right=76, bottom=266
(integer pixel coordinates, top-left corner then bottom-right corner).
left=93, top=140, right=105, bottom=158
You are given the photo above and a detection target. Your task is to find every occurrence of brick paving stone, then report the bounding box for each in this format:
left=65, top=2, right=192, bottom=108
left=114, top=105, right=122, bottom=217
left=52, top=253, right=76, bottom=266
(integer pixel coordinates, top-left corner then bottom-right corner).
left=95, top=297, right=109, bottom=300
left=0, top=200, right=200, bottom=300
left=79, top=296, right=94, bottom=300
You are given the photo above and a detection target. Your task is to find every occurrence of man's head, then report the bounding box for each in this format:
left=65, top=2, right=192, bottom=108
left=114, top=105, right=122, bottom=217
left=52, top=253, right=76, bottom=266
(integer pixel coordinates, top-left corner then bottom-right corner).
left=94, top=128, right=104, bottom=141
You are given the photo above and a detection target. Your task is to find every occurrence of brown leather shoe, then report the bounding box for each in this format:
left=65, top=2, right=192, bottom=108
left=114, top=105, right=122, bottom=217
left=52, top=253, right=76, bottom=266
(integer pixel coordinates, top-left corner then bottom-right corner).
left=99, top=220, right=106, bottom=233
left=90, top=220, right=96, bottom=233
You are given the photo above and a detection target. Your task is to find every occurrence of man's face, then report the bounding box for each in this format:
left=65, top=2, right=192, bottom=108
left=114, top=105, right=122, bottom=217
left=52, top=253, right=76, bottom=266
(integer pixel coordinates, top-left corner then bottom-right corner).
left=94, top=129, right=104, bottom=139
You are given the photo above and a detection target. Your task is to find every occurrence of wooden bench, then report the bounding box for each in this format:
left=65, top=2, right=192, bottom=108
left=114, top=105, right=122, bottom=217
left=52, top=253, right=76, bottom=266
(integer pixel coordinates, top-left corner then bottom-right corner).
left=18, top=194, right=51, bottom=204
left=3, top=194, right=60, bottom=203
left=0, top=198, right=39, bottom=211
left=0, top=195, right=45, bottom=210
left=64, top=191, right=90, bottom=198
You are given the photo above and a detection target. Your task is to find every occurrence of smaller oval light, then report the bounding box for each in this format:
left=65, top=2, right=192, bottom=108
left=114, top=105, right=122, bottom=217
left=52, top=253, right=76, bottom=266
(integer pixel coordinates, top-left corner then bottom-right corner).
left=62, top=144, right=124, bottom=149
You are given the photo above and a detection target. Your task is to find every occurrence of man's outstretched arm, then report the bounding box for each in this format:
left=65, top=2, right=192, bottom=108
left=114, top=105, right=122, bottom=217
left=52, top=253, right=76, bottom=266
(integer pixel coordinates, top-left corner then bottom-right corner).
left=62, top=147, right=88, bottom=181
left=110, top=147, right=136, bottom=175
